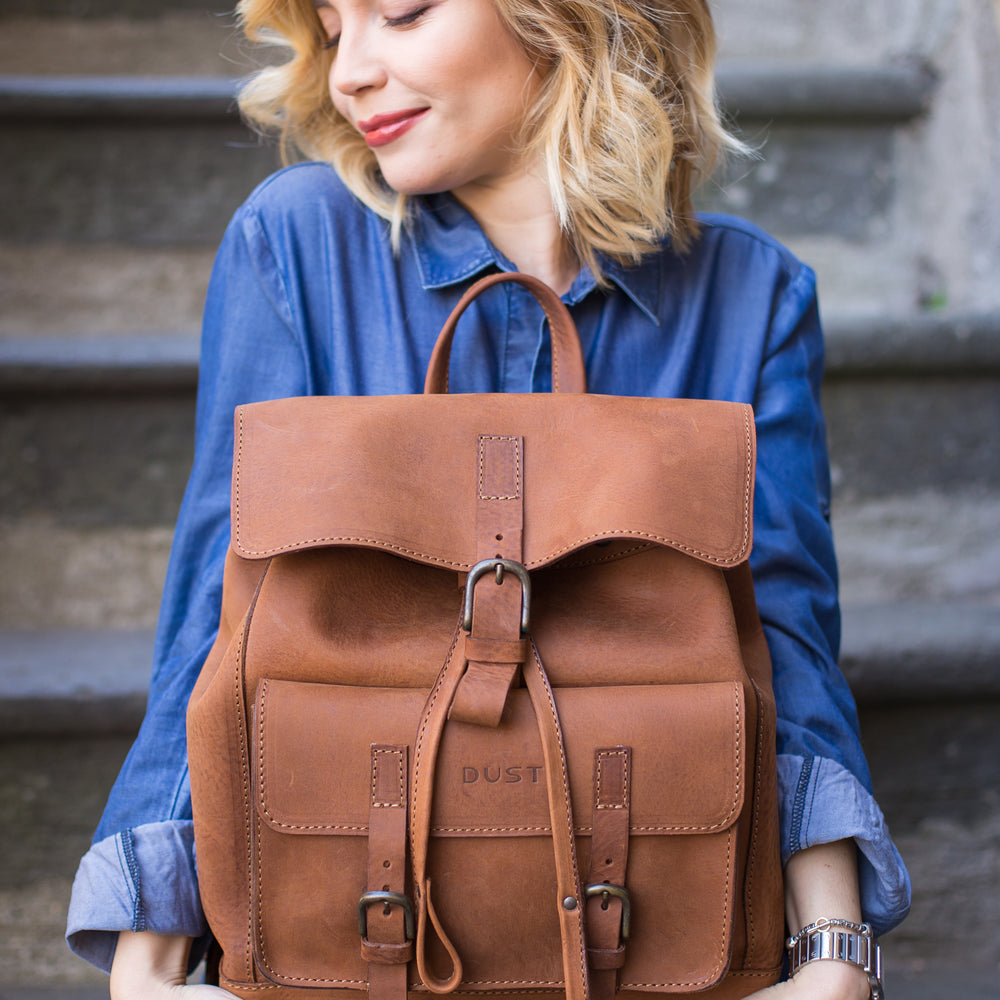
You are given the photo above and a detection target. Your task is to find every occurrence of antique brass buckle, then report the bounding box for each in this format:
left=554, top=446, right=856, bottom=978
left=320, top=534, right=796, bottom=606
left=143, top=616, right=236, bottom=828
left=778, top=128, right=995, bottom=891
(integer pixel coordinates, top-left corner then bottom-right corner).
left=585, top=883, right=632, bottom=942
left=462, top=558, right=531, bottom=634
left=357, top=891, right=415, bottom=941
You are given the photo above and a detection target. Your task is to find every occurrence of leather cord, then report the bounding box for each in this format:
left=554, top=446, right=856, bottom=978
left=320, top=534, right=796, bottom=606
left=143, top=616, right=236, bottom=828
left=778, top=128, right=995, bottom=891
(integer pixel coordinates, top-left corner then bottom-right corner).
left=409, top=632, right=590, bottom=1000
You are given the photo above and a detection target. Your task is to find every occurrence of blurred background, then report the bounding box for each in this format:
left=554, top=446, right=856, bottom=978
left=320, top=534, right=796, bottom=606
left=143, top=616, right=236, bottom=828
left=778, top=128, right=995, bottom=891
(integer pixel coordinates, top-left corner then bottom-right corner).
left=1, top=0, right=998, bottom=996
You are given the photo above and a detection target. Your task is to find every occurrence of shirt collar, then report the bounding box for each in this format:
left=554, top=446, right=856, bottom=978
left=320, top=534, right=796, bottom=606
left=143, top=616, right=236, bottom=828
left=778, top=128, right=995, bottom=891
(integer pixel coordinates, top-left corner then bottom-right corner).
left=409, top=193, right=502, bottom=288
left=409, top=193, right=662, bottom=324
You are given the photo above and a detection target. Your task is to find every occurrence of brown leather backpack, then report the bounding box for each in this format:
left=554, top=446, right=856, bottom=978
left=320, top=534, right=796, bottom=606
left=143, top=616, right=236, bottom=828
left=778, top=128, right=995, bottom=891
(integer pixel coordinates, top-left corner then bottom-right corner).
left=187, top=272, right=784, bottom=1000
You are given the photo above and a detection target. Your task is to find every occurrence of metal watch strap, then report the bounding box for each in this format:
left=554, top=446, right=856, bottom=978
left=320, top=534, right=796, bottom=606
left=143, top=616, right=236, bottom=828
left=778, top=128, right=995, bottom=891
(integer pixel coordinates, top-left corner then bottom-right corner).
left=786, top=919, right=884, bottom=1000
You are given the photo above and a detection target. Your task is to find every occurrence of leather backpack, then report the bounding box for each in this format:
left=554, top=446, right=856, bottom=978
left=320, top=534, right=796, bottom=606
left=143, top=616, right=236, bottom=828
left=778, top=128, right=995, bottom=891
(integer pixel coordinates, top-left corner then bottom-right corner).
left=187, top=272, right=785, bottom=1000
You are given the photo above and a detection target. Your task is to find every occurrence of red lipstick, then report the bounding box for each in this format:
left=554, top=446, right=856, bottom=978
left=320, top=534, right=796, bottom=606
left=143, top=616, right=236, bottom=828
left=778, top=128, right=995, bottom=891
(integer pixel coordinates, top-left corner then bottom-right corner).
left=357, top=108, right=429, bottom=147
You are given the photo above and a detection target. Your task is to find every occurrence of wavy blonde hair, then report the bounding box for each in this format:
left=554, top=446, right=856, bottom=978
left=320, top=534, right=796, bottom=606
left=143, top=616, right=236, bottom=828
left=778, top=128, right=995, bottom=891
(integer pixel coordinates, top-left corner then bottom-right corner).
left=236, top=0, right=740, bottom=278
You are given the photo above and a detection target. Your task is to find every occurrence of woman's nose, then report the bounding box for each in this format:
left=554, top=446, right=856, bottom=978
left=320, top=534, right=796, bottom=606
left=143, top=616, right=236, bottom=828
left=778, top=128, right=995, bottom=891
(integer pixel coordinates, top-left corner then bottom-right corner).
left=329, top=26, right=388, bottom=96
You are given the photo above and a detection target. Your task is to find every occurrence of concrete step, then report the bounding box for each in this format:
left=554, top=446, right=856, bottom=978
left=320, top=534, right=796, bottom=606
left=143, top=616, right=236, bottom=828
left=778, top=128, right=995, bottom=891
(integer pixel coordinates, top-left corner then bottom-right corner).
left=0, top=62, right=932, bottom=254
left=3, top=598, right=999, bottom=735
left=1, top=487, right=998, bottom=630
left=3, top=313, right=996, bottom=506
left=0, top=12, right=248, bottom=77
left=0, top=0, right=231, bottom=13
left=0, top=244, right=212, bottom=338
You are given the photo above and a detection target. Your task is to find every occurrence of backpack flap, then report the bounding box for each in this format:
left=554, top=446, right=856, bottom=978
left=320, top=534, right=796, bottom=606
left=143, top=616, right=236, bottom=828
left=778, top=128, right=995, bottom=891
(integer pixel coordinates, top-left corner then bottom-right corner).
left=230, top=392, right=754, bottom=572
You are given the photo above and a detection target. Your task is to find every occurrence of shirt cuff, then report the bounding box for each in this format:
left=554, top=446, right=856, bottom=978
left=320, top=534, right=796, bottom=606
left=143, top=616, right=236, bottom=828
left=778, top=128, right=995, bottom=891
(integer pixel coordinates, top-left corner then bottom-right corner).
left=66, top=820, right=208, bottom=974
left=777, top=753, right=912, bottom=936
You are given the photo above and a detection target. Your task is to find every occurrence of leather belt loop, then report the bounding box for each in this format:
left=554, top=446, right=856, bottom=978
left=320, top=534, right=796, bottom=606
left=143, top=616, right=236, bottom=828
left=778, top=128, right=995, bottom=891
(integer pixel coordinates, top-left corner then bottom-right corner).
left=586, top=747, right=632, bottom=999
left=362, top=745, right=412, bottom=1000
left=449, top=435, right=526, bottom=728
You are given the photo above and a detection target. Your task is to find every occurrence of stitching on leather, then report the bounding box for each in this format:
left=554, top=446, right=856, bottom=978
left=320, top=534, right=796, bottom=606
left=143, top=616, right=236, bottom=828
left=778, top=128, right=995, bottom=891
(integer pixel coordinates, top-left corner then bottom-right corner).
left=411, top=626, right=464, bottom=860
left=237, top=973, right=367, bottom=986
left=619, top=828, right=735, bottom=989
left=720, top=826, right=733, bottom=974
left=478, top=435, right=521, bottom=501
left=255, top=681, right=267, bottom=975
left=595, top=748, right=629, bottom=810
left=372, top=746, right=406, bottom=808
left=738, top=406, right=753, bottom=561
left=431, top=824, right=554, bottom=834
left=236, top=565, right=268, bottom=984
left=744, top=675, right=768, bottom=963
left=234, top=528, right=747, bottom=566
left=553, top=542, right=655, bottom=569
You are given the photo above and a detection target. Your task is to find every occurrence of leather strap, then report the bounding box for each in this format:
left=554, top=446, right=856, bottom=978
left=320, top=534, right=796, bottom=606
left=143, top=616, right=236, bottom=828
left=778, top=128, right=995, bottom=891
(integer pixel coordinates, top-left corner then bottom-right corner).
left=424, top=273, right=587, bottom=395
left=521, top=643, right=591, bottom=1000
left=410, top=638, right=590, bottom=1000
left=449, top=435, right=526, bottom=728
left=585, top=748, right=632, bottom=997
left=362, top=746, right=412, bottom=1000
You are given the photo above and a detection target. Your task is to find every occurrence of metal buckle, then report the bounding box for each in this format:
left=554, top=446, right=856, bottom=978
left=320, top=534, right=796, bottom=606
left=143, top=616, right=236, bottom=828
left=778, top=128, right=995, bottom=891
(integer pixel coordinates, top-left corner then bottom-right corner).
left=357, top=891, right=415, bottom=941
left=462, top=558, right=531, bottom=634
left=584, top=883, right=631, bottom=942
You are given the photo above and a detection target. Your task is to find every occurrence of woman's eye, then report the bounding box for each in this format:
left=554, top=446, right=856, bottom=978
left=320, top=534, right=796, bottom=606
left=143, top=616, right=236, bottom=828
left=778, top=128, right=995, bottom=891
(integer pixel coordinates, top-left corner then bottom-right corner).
left=322, top=35, right=340, bottom=49
left=384, top=6, right=428, bottom=28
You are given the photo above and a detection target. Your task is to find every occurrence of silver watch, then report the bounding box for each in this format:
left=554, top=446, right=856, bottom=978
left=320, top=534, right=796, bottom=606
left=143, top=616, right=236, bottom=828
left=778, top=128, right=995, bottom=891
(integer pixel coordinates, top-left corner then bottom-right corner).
left=786, top=918, right=884, bottom=999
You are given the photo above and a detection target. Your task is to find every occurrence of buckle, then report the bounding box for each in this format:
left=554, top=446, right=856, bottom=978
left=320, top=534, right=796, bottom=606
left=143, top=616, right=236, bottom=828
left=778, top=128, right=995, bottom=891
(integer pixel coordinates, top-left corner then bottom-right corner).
left=462, top=558, right=531, bottom=634
left=584, top=883, right=631, bottom=942
left=357, top=891, right=415, bottom=941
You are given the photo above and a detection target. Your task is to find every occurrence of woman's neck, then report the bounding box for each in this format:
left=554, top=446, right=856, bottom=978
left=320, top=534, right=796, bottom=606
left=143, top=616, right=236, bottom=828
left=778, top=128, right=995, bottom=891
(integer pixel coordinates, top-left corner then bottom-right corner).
left=452, top=167, right=579, bottom=296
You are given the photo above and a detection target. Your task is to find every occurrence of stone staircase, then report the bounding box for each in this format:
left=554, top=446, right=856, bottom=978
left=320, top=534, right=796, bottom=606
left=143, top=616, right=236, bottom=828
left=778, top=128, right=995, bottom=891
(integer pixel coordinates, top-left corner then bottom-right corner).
left=2, top=0, right=999, bottom=992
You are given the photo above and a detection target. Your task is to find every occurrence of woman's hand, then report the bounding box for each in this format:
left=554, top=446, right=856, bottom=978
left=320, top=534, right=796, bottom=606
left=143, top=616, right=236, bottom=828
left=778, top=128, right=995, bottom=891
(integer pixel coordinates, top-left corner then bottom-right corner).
left=744, top=958, right=872, bottom=1000
left=110, top=930, right=238, bottom=999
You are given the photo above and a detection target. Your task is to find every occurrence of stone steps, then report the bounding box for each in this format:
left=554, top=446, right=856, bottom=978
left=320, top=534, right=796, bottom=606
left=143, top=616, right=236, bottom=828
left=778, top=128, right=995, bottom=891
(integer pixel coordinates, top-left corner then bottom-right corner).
left=2, top=315, right=997, bottom=627
left=3, top=0, right=998, bottom=989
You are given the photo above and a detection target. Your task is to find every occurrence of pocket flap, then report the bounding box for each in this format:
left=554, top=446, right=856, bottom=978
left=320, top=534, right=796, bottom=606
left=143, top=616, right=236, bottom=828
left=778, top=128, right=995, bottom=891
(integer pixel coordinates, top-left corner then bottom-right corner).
left=255, top=679, right=745, bottom=836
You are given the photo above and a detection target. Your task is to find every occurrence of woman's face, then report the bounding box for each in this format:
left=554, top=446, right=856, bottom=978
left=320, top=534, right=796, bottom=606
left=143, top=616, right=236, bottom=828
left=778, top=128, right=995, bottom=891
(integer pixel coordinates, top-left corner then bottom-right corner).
left=316, top=0, right=542, bottom=199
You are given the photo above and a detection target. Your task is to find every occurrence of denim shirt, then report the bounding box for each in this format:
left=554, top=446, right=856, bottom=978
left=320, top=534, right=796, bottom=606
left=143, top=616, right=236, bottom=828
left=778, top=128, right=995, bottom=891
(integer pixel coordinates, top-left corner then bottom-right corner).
left=68, top=162, right=911, bottom=972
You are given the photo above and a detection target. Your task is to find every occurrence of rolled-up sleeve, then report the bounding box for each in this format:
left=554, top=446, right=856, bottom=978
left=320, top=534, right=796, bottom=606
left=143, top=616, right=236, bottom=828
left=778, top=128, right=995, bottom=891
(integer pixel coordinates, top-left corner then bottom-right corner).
left=66, top=821, right=206, bottom=973
left=750, top=260, right=911, bottom=934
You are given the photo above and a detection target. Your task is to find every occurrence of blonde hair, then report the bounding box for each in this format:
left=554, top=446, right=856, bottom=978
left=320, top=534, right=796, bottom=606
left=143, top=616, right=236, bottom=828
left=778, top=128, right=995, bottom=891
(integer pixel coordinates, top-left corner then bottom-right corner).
left=236, top=0, right=741, bottom=279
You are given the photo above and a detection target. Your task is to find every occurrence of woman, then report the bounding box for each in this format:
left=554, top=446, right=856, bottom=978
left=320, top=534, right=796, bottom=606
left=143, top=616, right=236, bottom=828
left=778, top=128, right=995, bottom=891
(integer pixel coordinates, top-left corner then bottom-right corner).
left=67, top=0, right=910, bottom=997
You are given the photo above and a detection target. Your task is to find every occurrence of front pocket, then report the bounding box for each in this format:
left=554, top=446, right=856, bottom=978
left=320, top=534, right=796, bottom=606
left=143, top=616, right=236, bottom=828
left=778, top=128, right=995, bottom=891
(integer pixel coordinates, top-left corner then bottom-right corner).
left=251, top=678, right=746, bottom=992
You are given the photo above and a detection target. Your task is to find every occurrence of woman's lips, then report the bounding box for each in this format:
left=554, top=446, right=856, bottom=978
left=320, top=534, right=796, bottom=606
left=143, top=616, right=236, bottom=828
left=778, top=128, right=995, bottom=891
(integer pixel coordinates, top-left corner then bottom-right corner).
left=357, top=108, right=429, bottom=147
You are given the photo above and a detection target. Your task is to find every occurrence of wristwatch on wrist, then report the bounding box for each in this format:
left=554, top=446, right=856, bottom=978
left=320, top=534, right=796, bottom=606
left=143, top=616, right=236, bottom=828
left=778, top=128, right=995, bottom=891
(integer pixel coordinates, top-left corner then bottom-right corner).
left=786, top=918, right=884, bottom=999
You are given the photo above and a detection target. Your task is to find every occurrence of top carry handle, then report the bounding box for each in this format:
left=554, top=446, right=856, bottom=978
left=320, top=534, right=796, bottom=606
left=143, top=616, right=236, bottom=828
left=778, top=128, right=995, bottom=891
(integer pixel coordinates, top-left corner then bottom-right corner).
left=424, top=272, right=587, bottom=395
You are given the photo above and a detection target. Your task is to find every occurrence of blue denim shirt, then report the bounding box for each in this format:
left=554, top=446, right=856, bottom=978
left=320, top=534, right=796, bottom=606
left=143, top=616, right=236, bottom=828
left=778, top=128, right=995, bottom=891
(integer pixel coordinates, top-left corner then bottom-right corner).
left=68, top=162, right=910, bottom=972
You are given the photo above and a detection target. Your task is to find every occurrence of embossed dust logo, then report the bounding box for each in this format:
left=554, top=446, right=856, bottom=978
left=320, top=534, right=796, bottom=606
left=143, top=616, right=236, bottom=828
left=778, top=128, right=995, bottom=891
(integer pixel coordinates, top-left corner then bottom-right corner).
left=461, top=765, right=545, bottom=785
